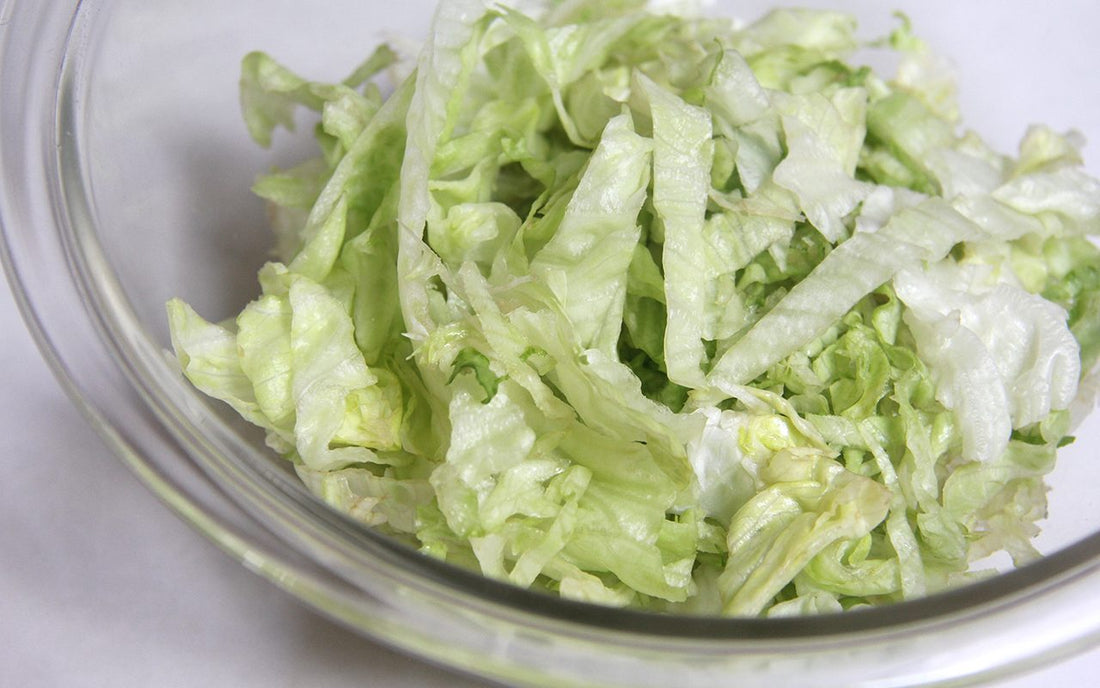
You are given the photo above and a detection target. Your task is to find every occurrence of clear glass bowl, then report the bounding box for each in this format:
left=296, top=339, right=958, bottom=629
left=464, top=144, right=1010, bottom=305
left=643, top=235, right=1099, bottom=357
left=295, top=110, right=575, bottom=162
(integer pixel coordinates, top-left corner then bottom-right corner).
left=2, top=1, right=1099, bottom=686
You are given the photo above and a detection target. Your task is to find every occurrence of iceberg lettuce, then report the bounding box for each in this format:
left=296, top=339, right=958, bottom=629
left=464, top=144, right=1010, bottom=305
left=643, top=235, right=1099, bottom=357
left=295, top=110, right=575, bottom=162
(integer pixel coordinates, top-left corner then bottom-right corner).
left=167, top=0, right=1099, bottom=615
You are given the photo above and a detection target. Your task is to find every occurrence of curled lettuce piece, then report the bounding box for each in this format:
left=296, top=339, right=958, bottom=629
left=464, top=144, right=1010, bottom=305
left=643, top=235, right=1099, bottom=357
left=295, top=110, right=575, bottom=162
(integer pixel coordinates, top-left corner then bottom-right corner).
left=895, top=262, right=1080, bottom=463
left=718, top=447, right=890, bottom=615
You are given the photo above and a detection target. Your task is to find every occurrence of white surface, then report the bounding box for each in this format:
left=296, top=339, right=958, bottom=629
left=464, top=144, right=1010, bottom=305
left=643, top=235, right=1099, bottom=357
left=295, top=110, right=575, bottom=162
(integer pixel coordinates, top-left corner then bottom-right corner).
left=2, top=246, right=1099, bottom=688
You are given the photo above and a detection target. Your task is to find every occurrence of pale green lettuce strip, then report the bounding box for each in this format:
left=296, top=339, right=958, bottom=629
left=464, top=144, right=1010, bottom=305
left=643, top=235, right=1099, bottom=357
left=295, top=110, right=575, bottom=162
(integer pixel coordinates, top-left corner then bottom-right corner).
left=167, top=300, right=269, bottom=431
left=497, top=5, right=650, bottom=147
left=169, top=271, right=404, bottom=474
left=530, top=113, right=652, bottom=353
left=240, top=44, right=398, bottom=148
left=397, top=0, right=492, bottom=346
left=770, top=88, right=871, bottom=243
left=707, top=198, right=981, bottom=389
left=639, top=72, right=714, bottom=388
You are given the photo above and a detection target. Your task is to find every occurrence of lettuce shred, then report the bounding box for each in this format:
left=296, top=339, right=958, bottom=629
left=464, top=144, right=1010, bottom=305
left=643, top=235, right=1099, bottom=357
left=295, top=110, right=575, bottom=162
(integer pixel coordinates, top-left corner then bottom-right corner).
left=167, top=0, right=1100, bottom=616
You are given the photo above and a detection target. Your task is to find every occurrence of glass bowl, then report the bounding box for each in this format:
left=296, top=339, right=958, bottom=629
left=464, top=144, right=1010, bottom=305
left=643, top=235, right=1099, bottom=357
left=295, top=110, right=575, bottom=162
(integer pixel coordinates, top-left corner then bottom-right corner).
left=2, top=1, right=1099, bottom=686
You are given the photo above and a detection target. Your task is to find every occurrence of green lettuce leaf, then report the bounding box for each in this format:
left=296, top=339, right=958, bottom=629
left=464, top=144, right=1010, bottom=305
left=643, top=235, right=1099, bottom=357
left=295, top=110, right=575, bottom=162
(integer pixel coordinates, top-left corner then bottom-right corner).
left=168, top=0, right=1100, bottom=617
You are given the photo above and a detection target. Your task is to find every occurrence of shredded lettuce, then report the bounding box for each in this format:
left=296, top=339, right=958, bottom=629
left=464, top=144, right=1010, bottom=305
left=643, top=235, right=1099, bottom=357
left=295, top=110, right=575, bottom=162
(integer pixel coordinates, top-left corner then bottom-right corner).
left=167, top=0, right=1100, bottom=616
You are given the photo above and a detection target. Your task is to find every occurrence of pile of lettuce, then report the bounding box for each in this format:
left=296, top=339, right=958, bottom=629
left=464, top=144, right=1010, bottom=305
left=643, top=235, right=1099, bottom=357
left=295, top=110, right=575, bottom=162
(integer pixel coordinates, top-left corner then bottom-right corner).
left=167, top=0, right=1100, bottom=616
